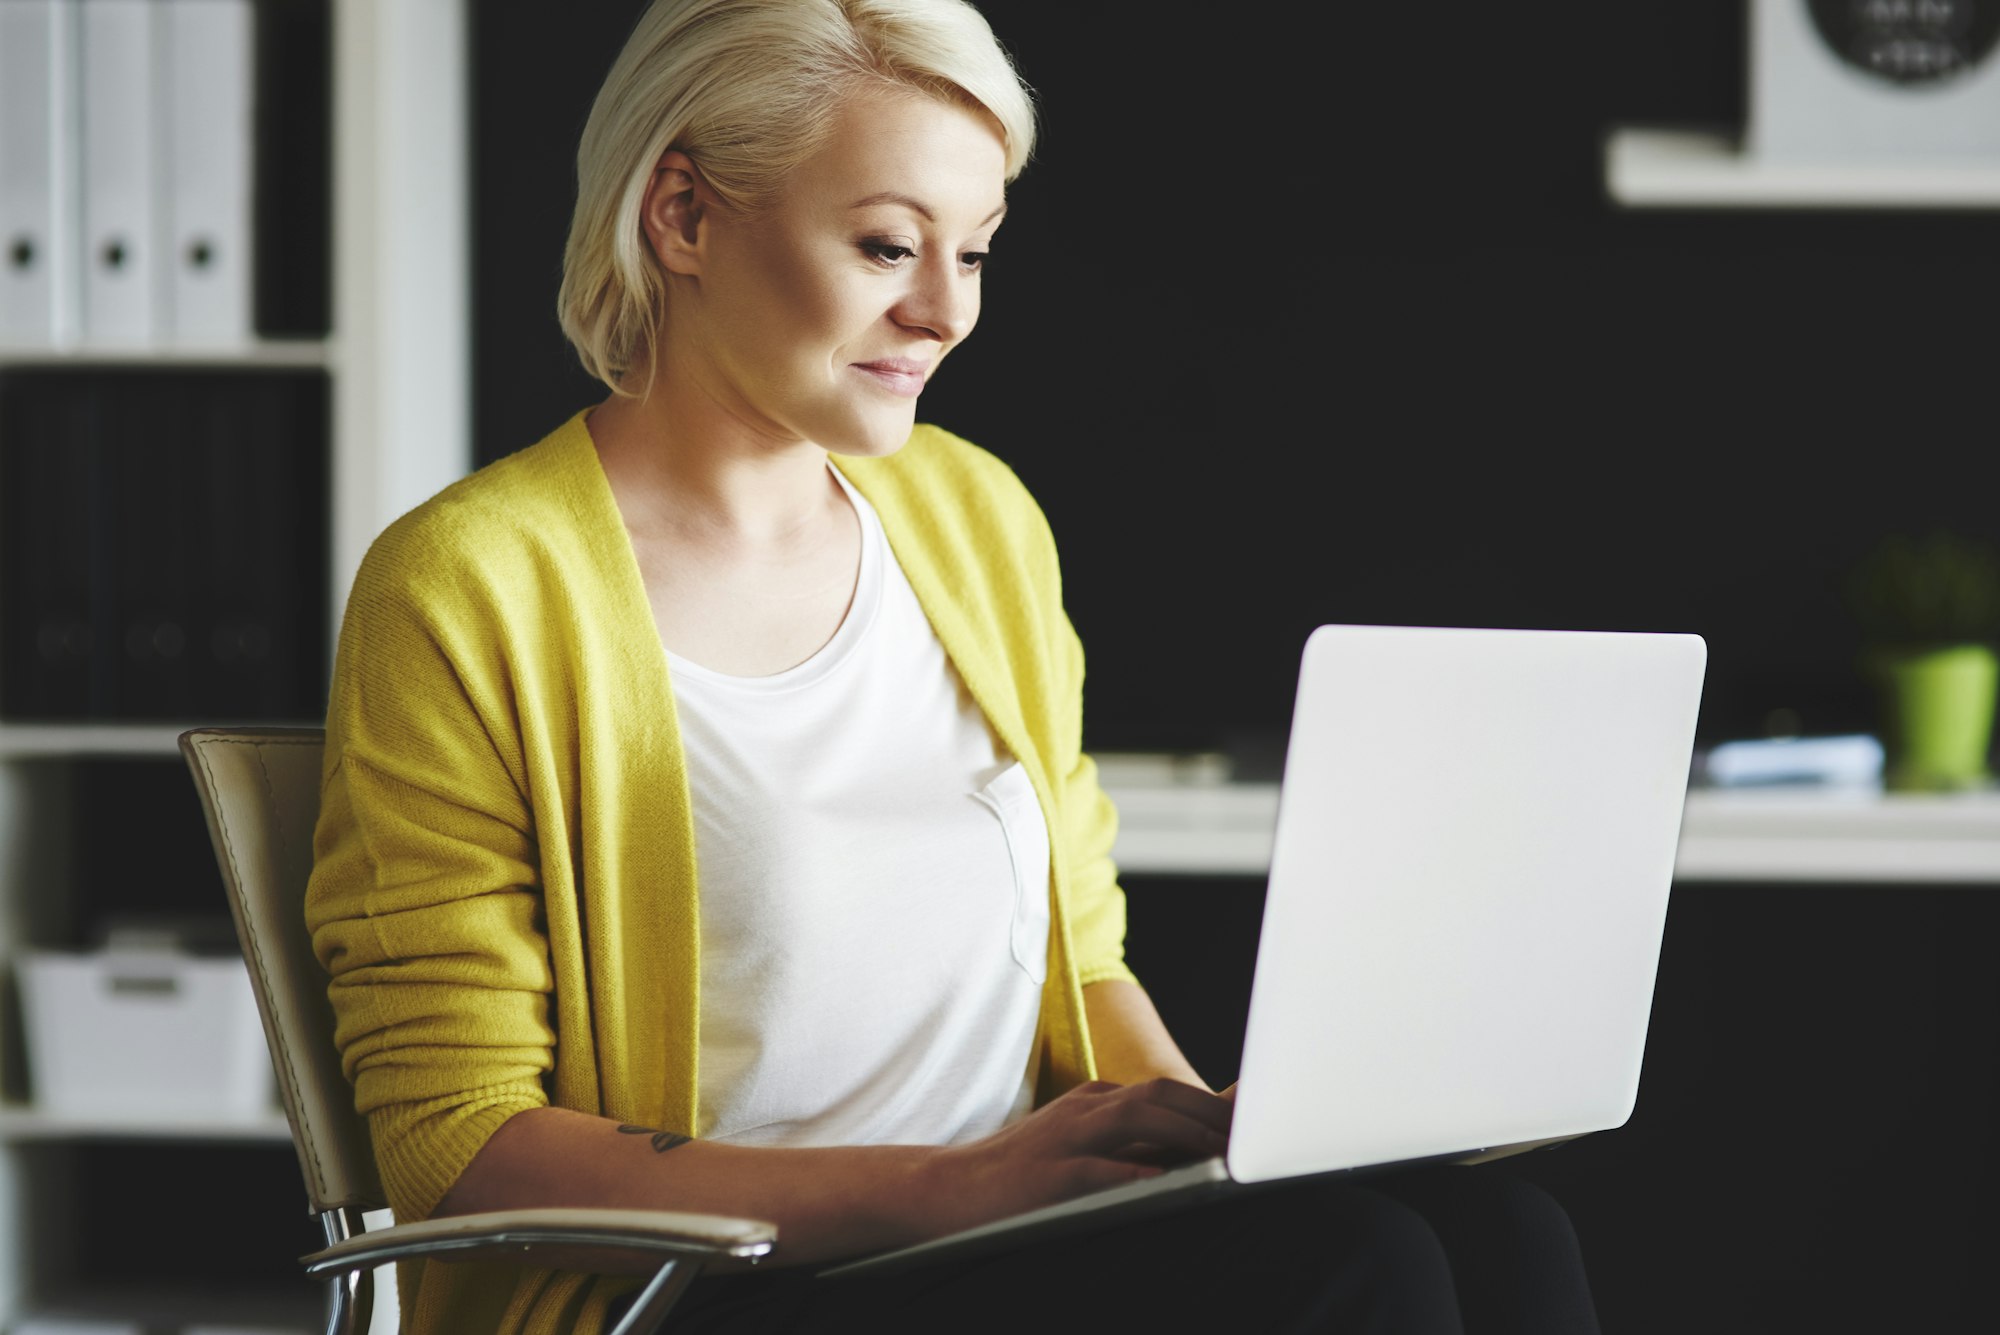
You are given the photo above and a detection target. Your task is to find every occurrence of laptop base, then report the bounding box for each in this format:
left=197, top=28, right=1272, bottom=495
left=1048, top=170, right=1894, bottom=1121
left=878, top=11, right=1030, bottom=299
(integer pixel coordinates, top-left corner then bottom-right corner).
left=816, top=1137, right=1573, bottom=1281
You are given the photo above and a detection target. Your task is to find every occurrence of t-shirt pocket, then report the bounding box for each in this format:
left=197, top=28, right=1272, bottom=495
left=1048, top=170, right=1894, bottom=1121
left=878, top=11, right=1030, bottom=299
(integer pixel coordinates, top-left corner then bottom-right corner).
left=972, top=761, right=1051, bottom=986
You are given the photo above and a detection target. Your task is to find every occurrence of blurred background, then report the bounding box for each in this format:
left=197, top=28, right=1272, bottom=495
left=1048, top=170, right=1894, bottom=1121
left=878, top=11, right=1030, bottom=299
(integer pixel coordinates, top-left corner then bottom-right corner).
left=478, top=0, right=2000, bottom=765
left=0, top=0, right=1996, bottom=1331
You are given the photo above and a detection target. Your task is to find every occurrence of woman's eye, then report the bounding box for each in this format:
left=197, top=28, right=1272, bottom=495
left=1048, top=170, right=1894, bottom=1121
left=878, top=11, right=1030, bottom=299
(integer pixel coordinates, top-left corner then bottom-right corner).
left=960, top=251, right=988, bottom=272
left=860, top=240, right=916, bottom=266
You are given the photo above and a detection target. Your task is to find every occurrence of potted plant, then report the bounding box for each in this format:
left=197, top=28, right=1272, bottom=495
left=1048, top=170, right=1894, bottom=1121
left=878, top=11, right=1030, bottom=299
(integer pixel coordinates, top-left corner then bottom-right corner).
left=1845, top=529, right=2000, bottom=791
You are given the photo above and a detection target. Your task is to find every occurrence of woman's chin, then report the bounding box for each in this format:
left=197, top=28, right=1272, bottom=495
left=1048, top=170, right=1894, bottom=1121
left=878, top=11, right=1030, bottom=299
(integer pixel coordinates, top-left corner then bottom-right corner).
left=824, top=414, right=920, bottom=459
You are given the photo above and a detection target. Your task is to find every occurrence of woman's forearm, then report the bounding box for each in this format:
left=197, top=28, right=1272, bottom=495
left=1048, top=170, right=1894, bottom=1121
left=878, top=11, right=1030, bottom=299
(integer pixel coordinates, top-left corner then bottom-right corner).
left=433, top=1105, right=943, bottom=1266
left=1082, top=978, right=1208, bottom=1090
left=433, top=1062, right=1235, bottom=1269
left=433, top=979, right=1214, bottom=1266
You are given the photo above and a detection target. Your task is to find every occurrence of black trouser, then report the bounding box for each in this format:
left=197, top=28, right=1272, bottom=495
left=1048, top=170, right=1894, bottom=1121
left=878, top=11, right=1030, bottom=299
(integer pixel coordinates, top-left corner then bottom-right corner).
left=627, top=1164, right=1601, bottom=1334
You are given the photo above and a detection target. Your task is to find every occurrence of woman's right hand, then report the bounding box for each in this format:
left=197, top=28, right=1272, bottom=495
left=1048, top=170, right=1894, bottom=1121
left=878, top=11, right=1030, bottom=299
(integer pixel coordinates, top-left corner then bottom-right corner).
left=917, top=1078, right=1233, bottom=1237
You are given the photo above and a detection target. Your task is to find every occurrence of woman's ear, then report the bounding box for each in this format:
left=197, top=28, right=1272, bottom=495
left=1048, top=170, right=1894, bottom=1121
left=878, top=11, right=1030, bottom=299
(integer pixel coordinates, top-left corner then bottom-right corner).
left=641, top=149, right=709, bottom=275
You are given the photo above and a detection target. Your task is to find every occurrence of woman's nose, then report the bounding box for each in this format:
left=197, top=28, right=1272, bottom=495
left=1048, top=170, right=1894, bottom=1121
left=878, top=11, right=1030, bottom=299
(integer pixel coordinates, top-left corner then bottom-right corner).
left=896, top=259, right=978, bottom=344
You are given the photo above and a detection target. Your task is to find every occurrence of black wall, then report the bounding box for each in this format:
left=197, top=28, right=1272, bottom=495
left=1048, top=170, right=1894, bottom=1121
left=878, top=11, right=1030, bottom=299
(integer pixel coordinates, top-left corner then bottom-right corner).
left=471, top=1, right=2000, bottom=757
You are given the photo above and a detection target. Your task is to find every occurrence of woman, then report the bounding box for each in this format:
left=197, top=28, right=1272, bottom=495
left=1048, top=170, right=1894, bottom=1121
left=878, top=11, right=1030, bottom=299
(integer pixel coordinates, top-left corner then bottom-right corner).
left=307, top=1, right=1602, bottom=1331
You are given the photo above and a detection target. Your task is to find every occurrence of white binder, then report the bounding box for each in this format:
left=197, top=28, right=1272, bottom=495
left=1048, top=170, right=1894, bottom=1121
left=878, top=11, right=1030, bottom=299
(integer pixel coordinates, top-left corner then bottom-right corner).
left=162, top=0, right=253, bottom=343
left=0, top=0, right=79, bottom=347
left=78, top=0, right=158, bottom=346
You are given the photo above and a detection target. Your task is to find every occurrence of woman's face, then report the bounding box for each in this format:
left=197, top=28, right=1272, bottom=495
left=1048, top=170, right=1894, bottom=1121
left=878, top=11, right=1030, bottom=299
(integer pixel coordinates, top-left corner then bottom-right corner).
left=672, top=87, right=1009, bottom=457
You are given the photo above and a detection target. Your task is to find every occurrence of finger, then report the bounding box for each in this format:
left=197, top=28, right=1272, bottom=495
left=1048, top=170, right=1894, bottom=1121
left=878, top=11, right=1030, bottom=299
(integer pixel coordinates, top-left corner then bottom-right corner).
left=1109, top=1140, right=1224, bottom=1168
left=1132, top=1078, right=1235, bottom=1135
left=1080, top=1097, right=1230, bottom=1161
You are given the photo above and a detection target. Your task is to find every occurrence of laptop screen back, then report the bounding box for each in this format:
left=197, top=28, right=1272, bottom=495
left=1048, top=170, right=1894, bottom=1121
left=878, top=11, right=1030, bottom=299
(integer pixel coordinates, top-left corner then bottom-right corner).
left=1227, top=625, right=1707, bottom=1183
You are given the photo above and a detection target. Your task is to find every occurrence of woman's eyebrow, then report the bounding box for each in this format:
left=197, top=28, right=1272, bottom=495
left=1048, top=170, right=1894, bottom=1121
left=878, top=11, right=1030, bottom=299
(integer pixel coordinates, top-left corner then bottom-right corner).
left=848, top=192, right=1008, bottom=226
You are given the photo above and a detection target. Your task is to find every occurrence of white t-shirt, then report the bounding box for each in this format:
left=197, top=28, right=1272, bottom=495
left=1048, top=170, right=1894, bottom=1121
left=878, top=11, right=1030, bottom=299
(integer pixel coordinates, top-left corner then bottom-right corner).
left=668, top=466, right=1051, bottom=1148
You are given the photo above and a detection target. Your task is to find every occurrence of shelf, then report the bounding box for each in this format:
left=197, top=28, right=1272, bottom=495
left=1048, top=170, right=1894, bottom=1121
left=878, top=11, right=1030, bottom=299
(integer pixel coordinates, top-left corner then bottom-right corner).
left=1671, top=786, right=2000, bottom=883
left=0, top=722, right=323, bottom=759
left=0, top=724, right=192, bottom=758
left=0, top=339, right=334, bottom=370
left=1104, top=783, right=1285, bottom=878
left=1103, top=773, right=2000, bottom=883
left=0, top=1105, right=292, bottom=1144
left=18, top=1281, right=324, bottom=1333
left=1603, top=125, right=2000, bottom=209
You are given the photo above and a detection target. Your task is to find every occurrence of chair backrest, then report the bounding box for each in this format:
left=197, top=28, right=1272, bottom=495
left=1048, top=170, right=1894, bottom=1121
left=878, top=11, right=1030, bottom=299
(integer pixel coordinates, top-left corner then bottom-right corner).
left=180, top=726, right=383, bottom=1216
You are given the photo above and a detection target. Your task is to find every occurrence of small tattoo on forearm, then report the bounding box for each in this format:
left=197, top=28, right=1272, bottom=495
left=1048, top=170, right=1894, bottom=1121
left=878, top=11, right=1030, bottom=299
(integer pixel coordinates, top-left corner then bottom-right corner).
left=617, top=1124, right=692, bottom=1153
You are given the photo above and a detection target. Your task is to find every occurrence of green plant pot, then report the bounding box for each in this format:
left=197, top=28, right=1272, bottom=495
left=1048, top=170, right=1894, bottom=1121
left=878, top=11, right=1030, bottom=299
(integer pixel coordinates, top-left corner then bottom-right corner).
left=1872, top=643, right=1999, bottom=791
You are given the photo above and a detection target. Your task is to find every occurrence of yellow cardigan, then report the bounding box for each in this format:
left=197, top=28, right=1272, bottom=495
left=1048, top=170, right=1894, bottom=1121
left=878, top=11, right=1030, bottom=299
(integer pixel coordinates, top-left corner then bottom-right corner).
left=306, top=409, right=1136, bottom=1333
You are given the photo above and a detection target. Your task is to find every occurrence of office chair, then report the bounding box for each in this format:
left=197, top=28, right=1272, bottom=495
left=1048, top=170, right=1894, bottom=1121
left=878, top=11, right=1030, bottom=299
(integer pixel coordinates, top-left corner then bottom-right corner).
left=179, top=726, right=776, bottom=1335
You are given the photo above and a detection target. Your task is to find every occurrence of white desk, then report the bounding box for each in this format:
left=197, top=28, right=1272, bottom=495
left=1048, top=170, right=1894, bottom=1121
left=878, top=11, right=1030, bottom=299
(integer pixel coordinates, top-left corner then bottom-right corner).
left=1103, top=781, right=2000, bottom=884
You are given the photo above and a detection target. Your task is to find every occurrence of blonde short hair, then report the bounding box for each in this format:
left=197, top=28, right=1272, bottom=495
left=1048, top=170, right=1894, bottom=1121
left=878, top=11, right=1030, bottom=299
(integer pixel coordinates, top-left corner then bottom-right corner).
left=557, top=0, right=1037, bottom=394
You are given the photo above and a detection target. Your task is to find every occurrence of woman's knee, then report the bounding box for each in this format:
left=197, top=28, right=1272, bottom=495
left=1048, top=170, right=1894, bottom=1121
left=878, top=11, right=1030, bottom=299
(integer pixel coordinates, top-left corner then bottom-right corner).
left=1383, top=1167, right=1587, bottom=1262
left=1286, top=1185, right=1462, bottom=1333
left=1342, top=1187, right=1456, bottom=1276
left=1368, top=1168, right=1600, bottom=1335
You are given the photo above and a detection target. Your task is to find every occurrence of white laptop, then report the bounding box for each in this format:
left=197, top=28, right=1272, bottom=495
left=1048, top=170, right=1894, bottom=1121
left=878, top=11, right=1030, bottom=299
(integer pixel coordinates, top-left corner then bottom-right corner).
left=823, top=623, right=1708, bottom=1279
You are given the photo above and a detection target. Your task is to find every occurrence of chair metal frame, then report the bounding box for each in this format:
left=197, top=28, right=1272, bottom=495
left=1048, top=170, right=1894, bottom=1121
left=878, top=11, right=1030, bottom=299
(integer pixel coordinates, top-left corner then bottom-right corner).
left=180, top=726, right=775, bottom=1334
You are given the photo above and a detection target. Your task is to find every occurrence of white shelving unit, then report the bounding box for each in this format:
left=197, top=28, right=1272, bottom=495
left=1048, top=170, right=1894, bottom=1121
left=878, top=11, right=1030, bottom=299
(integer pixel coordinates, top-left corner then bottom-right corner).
left=1104, top=771, right=2000, bottom=885
left=0, top=341, right=334, bottom=370
left=0, top=1, right=467, bottom=1329
left=1603, top=125, right=2000, bottom=209
left=0, top=724, right=188, bottom=759
left=0, top=1107, right=292, bottom=1145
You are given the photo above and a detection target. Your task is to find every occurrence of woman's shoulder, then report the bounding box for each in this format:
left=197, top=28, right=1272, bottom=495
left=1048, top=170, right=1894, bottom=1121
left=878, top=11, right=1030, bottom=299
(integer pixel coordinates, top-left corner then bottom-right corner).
left=355, top=411, right=607, bottom=599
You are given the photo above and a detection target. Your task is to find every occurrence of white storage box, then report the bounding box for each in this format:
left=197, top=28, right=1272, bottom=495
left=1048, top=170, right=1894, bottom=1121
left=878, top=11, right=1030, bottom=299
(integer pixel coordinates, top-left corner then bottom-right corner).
left=16, top=946, right=274, bottom=1120
left=9, top=1319, right=141, bottom=1335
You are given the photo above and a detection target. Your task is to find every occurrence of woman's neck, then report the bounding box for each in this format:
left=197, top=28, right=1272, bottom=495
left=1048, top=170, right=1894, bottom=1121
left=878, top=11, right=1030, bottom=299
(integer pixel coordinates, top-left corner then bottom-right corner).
left=587, top=372, right=843, bottom=555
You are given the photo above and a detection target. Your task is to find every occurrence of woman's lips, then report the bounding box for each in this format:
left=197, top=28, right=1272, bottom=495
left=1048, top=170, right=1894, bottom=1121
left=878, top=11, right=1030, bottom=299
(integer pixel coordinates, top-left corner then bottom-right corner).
left=852, top=359, right=928, bottom=398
